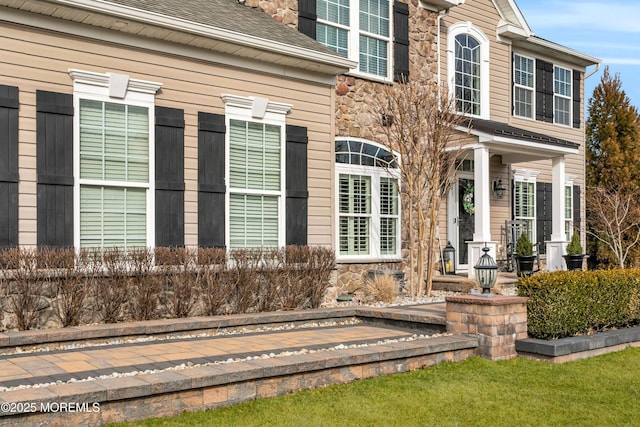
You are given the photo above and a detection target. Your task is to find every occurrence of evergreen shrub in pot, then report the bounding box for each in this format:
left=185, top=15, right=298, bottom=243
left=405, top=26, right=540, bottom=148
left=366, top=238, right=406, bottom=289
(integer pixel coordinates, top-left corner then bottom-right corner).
left=563, top=232, right=585, bottom=271
left=515, top=232, right=536, bottom=277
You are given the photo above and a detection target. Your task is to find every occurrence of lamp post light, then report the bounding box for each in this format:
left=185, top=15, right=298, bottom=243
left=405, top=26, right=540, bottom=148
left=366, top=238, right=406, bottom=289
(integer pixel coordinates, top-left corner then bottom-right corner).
left=474, top=245, right=498, bottom=295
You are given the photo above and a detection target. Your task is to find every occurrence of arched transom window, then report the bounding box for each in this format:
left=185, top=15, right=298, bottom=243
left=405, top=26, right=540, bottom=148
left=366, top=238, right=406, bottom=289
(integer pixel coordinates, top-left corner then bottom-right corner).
left=335, top=139, right=400, bottom=260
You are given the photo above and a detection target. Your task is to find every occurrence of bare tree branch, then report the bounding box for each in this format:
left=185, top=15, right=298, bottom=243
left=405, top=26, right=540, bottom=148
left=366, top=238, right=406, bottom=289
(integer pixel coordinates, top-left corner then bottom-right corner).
left=368, top=80, right=468, bottom=297
left=586, top=186, right=640, bottom=268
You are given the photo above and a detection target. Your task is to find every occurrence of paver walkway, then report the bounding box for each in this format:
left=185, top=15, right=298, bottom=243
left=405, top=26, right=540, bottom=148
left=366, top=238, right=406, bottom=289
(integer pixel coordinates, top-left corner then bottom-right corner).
left=0, top=303, right=446, bottom=390
left=0, top=302, right=480, bottom=427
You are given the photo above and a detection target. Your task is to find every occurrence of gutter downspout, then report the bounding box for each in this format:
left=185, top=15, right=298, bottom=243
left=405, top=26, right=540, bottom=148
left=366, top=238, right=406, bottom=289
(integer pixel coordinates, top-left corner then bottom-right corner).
left=437, top=8, right=450, bottom=99
left=585, top=62, right=601, bottom=80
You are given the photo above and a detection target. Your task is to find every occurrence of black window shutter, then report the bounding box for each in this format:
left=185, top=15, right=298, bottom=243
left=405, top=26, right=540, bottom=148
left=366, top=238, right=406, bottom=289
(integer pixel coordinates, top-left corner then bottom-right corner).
left=535, top=59, right=545, bottom=122
left=535, top=182, right=552, bottom=254
left=393, top=1, right=410, bottom=82
left=511, top=53, right=515, bottom=116
left=36, top=90, right=74, bottom=248
left=572, top=185, right=581, bottom=233
left=286, top=125, right=308, bottom=246
left=198, top=112, right=226, bottom=248
left=0, top=85, right=19, bottom=249
left=155, top=106, right=185, bottom=248
left=535, top=59, right=554, bottom=123
left=573, top=71, right=582, bottom=129
left=298, top=0, right=317, bottom=39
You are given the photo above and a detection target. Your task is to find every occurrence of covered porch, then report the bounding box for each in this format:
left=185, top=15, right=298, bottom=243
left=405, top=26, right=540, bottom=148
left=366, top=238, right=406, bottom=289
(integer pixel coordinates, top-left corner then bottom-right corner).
left=448, top=118, right=581, bottom=278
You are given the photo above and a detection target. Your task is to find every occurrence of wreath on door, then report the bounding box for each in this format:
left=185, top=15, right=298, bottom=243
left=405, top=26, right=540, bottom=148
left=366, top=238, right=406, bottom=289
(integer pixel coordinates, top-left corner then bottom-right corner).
left=463, top=186, right=475, bottom=215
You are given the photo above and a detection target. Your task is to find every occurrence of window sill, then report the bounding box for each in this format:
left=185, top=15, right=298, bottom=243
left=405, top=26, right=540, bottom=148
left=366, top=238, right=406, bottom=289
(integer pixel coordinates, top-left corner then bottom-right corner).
left=336, top=257, right=403, bottom=264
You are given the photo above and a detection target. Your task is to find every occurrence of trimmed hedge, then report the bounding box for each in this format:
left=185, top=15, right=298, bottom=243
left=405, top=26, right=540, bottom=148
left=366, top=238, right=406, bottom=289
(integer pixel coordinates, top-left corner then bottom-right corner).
left=518, top=270, right=640, bottom=340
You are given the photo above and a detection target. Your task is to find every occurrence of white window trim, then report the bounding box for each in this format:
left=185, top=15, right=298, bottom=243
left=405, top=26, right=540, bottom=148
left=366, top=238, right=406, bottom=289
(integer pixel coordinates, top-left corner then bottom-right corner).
left=318, top=0, right=393, bottom=82
left=334, top=138, right=401, bottom=262
left=513, top=169, right=539, bottom=243
left=513, top=53, right=535, bottom=120
left=447, top=22, right=490, bottom=119
left=553, top=65, right=573, bottom=127
left=69, top=69, right=161, bottom=250
left=565, top=175, right=576, bottom=239
left=221, top=94, right=292, bottom=249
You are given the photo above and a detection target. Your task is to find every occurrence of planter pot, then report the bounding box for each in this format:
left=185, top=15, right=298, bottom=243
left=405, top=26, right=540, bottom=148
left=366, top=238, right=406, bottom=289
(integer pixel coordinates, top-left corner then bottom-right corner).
left=515, top=255, right=537, bottom=277
left=563, top=254, right=585, bottom=271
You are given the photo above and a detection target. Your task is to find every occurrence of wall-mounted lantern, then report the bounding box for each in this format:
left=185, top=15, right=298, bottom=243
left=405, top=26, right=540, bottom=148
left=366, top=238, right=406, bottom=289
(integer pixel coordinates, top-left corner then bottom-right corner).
left=493, top=179, right=506, bottom=199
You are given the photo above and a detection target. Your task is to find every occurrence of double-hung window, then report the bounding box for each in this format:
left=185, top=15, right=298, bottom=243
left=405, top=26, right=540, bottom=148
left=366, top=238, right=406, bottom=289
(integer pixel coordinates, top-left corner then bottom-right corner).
left=228, top=120, right=281, bottom=248
left=71, top=70, right=161, bottom=250
left=514, top=180, right=536, bottom=243
left=222, top=94, right=292, bottom=249
left=316, top=0, right=391, bottom=79
left=335, top=139, right=400, bottom=260
left=554, top=66, right=572, bottom=126
left=514, top=54, right=534, bottom=119
left=79, top=100, right=149, bottom=249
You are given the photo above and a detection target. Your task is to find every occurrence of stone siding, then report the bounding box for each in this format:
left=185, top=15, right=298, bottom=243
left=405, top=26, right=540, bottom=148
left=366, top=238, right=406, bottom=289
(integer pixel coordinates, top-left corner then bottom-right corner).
left=247, top=0, right=441, bottom=285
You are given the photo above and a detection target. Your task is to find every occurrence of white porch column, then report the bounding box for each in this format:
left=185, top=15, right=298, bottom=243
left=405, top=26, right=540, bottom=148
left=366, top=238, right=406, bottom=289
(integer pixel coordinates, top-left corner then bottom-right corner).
left=467, top=146, right=496, bottom=277
left=546, top=156, right=567, bottom=271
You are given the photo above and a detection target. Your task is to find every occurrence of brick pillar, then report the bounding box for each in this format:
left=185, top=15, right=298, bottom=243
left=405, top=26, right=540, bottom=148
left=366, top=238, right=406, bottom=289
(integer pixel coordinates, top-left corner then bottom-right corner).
left=445, top=295, right=528, bottom=360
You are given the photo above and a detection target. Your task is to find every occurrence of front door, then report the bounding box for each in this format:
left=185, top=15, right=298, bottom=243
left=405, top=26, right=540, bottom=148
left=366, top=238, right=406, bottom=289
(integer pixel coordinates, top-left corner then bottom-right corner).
left=449, top=178, right=475, bottom=270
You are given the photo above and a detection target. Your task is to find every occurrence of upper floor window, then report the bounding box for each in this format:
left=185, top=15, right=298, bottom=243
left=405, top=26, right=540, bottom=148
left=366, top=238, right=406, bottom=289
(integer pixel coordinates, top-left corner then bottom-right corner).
left=335, top=139, right=400, bottom=260
left=316, top=0, right=391, bottom=79
left=448, top=23, right=490, bottom=119
left=514, top=54, right=534, bottom=119
left=455, top=34, right=481, bottom=116
left=512, top=56, right=582, bottom=129
left=554, top=66, right=572, bottom=126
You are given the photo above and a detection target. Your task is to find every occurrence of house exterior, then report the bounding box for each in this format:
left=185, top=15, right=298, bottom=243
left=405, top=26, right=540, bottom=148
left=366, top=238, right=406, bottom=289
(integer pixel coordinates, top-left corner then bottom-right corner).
left=248, top=0, right=600, bottom=283
left=0, top=0, right=600, bottom=292
left=0, top=0, right=353, bottom=253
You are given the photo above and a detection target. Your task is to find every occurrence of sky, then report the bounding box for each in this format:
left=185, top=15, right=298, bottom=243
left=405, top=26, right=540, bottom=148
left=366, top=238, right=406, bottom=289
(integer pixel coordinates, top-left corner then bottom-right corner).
left=516, top=0, right=640, bottom=110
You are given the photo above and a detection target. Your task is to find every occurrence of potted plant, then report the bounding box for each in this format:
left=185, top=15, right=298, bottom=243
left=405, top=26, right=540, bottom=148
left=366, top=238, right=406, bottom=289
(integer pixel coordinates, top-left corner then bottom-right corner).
left=515, top=232, right=536, bottom=277
left=563, top=232, right=585, bottom=271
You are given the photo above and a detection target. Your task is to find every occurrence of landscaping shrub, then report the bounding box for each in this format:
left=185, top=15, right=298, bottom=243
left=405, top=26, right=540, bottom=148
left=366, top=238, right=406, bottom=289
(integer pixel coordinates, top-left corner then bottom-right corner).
left=363, top=273, right=398, bottom=304
left=228, top=248, right=263, bottom=313
left=0, top=248, right=48, bottom=330
left=155, top=247, right=198, bottom=318
left=47, top=248, right=88, bottom=327
left=95, top=248, right=129, bottom=323
left=128, top=247, right=161, bottom=321
left=518, top=269, right=640, bottom=339
left=298, top=246, right=335, bottom=309
left=198, top=248, right=232, bottom=316
left=0, top=245, right=336, bottom=330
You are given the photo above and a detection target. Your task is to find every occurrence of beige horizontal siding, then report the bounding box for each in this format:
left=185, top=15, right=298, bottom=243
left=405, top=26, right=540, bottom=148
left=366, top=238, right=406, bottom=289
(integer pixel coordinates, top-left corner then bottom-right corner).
left=437, top=0, right=588, bottom=252
left=2, top=22, right=336, bottom=248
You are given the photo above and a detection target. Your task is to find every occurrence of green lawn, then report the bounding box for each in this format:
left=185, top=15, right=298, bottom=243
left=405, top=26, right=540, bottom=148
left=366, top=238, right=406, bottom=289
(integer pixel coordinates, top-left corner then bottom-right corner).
left=112, top=347, right=640, bottom=427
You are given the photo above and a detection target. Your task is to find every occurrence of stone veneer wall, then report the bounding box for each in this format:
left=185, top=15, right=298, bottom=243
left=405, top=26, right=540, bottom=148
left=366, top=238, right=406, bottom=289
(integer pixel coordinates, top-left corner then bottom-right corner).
left=246, top=0, right=441, bottom=288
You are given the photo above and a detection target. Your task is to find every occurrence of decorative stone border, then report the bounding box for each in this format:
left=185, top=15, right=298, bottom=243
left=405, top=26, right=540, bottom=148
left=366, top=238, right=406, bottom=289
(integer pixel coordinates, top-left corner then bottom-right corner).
left=516, top=326, right=640, bottom=363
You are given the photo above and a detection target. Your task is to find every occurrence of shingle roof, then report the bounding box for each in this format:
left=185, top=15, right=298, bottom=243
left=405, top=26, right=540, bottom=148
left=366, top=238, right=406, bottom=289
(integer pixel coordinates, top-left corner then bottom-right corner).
left=465, top=118, right=580, bottom=149
left=104, top=0, right=339, bottom=56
